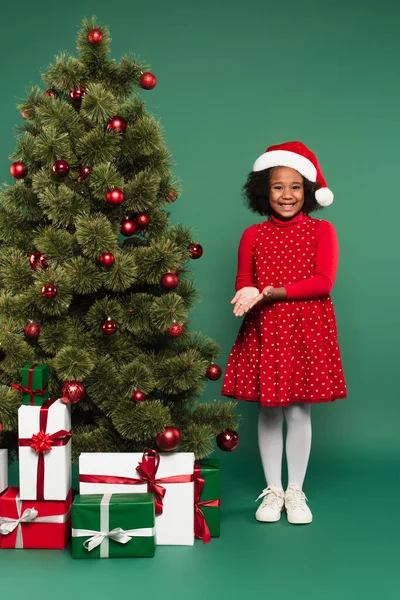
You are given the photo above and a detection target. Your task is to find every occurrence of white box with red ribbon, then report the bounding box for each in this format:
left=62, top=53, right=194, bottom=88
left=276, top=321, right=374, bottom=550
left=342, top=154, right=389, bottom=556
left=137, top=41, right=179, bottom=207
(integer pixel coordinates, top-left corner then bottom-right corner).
left=0, top=449, right=7, bottom=496
left=79, top=451, right=195, bottom=546
left=18, top=398, right=71, bottom=501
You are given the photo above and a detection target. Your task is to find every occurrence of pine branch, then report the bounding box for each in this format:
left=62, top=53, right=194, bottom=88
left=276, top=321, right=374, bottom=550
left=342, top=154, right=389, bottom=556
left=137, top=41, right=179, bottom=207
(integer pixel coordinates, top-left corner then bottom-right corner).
left=80, top=83, right=119, bottom=125
left=75, top=212, right=118, bottom=259
left=111, top=399, right=171, bottom=441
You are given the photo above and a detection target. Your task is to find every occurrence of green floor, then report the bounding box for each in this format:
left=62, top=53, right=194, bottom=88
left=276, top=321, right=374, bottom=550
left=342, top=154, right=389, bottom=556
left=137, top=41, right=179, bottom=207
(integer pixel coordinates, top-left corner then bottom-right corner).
left=1, top=453, right=399, bottom=600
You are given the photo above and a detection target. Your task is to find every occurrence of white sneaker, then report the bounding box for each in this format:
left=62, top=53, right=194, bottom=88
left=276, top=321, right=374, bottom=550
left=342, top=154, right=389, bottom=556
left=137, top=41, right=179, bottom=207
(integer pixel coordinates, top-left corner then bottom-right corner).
left=255, top=485, right=285, bottom=522
left=285, top=485, right=313, bottom=524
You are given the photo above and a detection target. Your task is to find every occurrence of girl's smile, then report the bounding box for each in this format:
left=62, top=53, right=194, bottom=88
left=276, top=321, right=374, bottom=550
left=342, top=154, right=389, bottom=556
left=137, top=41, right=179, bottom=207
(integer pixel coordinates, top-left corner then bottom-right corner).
left=269, top=167, right=305, bottom=220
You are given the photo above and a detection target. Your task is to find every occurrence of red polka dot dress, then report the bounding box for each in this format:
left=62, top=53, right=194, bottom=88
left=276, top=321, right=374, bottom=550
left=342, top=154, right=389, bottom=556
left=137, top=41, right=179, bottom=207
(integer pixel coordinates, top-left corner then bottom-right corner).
left=221, top=212, right=347, bottom=406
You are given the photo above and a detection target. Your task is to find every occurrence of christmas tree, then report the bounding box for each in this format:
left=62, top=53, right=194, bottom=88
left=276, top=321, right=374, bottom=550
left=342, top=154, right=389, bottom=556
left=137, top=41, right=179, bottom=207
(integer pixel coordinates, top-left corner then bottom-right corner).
left=0, top=18, right=238, bottom=461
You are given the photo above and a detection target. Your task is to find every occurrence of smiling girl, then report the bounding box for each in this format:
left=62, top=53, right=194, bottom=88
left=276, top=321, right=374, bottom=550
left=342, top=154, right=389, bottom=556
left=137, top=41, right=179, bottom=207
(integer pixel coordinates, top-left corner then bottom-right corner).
left=221, top=141, right=346, bottom=525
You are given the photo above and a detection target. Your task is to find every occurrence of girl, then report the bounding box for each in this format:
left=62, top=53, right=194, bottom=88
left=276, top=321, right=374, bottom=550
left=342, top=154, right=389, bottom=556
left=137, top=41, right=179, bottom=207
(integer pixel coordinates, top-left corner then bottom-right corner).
left=221, top=141, right=346, bottom=525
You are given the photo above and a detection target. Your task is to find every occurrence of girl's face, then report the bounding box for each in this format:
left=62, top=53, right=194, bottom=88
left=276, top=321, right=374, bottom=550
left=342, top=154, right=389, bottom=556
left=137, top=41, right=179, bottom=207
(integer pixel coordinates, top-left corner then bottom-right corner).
left=269, top=167, right=305, bottom=220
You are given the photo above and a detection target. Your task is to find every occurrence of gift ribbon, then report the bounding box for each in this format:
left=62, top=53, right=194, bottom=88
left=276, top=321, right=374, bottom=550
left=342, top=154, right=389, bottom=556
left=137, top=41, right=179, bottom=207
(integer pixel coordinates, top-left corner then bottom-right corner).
left=72, top=493, right=155, bottom=557
left=194, top=461, right=220, bottom=544
left=0, top=493, right=71, bottom=548
left=12, top=363, right=48, bottom=406
left=79, top=450, right=194, bottom=515
left=18, top=398, right=72, bottom=500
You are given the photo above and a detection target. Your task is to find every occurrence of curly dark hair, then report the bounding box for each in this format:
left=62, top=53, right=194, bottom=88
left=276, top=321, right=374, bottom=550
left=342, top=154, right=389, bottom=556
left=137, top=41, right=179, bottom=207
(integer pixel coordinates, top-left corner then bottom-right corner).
left=243, top=167, right=322, bottom=216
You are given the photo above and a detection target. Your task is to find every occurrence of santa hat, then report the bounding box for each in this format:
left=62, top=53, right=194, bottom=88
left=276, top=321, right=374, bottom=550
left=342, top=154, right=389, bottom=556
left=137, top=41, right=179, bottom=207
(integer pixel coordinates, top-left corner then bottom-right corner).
left=252, top=141, right=334, bottom=207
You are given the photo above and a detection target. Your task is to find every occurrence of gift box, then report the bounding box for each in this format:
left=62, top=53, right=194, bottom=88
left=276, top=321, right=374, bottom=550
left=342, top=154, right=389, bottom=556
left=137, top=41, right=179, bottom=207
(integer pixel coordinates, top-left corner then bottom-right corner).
left=72, top=493, right=156, bottom=559
left=18, top=398, right=71, bottom=501
left=79, top=451, right=195, bottom=545
left=0, top=487, right=71, bottom=548
left=12, top=363, right=49, bottom=406
left=194, top=459, right=220, bottom=544
left=0, top=449, right=7, bottom=496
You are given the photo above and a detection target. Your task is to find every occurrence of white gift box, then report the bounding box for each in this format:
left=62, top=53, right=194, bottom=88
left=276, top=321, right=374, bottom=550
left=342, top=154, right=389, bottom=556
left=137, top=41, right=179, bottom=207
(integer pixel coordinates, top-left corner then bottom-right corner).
left=18, top=399, right=71, bottom=501
left=0, top=449, right=7, bottom=495
left=79, top=452, right=195, bottom=546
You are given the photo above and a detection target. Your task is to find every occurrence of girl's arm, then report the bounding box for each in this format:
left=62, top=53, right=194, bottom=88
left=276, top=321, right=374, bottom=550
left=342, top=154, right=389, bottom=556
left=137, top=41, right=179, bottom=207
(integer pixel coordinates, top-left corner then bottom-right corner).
left=283, top=220, right=339, bottom=300
left=235, top=224, right=259, bottom=291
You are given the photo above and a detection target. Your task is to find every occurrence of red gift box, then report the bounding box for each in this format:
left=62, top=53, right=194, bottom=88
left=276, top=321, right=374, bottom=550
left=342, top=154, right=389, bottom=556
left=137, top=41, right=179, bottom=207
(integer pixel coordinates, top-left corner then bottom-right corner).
left=0, top=487, right=71, bottom=549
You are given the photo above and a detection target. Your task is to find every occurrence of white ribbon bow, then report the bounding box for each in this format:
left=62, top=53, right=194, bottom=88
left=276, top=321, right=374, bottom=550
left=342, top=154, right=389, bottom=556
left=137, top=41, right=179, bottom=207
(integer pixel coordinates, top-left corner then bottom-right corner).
left=0, top=508, right=38, bottom=535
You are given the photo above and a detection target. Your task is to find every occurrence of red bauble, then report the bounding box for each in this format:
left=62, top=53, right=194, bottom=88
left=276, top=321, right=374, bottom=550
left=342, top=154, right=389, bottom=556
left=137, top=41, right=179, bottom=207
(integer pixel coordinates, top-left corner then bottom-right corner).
left=107, top=116, right=127, bottom=133
left=78, top=166, right=92, bottom=180
left=132, top=390, right=146, bottom=402
left=102, top=318, right=117, bottom=335
left=188, top=243, right=203, bottom=259
left=45, top=89, right=58, bottom=98
left=167, top=190, right=178, bottom=202
left=168, top=321, right=183, bottom=338
left=120, top=219, right=137, bottom=236
left=88, top=28, right=103, bottom=44
left=99, top=252, right=115, bottom=266
left=106, top=188, right=124, bottom=206
left=0, top=422, right=2, bottom=433
left=29, top=251, right=48, bottom=271
left=69, top=87, right=86, bottom=102
left=52, top=160, right=70, bottom=177
left=41, top=284, right=57, bottom=299
left=156, top=426, right=181, bottom=451
left=60, top=381, right=85, bottom=404
left=10, top=162, right=26, bottom=179
left=161, top=272, right=179, bottom=290
left=140, top=72, right=157, bottom=90
left=24, top=321, right=41, bottom=340
left=21, top=111, right=28, bottom=120
left=216, top=429, right=239, bottom=452
left=135, top=212, right=151, bottom=228
left=206, top=363, right=222, bottom=381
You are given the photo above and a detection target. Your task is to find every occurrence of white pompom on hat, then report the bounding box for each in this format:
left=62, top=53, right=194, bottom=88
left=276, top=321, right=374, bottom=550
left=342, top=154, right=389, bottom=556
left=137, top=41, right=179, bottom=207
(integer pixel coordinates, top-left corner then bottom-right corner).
left=252, top=141, right=334, bottom=207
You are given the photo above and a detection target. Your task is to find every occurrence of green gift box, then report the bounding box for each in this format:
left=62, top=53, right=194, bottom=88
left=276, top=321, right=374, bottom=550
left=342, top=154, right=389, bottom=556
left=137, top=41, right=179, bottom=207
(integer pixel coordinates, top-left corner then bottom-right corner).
left=71, top=493, right=156, bottom=559
left=16, top=363, right=49, bottom=406
left=195, top=459, right=220, bottom=542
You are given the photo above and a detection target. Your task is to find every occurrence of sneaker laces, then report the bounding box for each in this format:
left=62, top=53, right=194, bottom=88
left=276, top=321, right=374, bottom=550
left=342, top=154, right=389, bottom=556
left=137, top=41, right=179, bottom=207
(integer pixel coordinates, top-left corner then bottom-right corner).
left=285, top=487, right=308, bottom=512
left=256, top=487, right=284, bottom=510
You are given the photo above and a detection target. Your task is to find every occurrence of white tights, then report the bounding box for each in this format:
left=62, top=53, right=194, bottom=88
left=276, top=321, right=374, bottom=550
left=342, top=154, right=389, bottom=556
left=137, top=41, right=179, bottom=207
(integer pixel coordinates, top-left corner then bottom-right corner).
left=257, top=404, right=312, bottom=490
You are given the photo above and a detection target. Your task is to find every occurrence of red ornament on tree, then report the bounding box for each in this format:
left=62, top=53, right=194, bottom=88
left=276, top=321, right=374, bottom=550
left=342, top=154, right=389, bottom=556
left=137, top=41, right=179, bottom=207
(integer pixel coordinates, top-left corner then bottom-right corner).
left=156, top=426, right=181, bottom=451
left=102, top=318, right=117, bottom=335
left=107, top=116, right=127, bottom=133
left=120, top=219, right=137, bottom=236
left=10, top=162, right=26, bottom=179
left=168, top=321, right=183, bottom=338
left=135, top=212, right=151, bottom=228
left=216, top=429, right=239, bottom=452
left=167, top=190, right=178, bottom=202
left=99, top=252, right=115, bottom=267
left=160, top=272, right=179, bottom=290
left=29, top=251, right=48, bottom=270
left=188, top=243, right=203, bottom=259
left=60, top=381, right=85, bottom=404
left=78, top=166, right=92, bottom=180
left=45, top=89, right=58, bottom=98
left=24, top=321, right=41, bottom=340
left=140, top=72, right=157, bottom=90
left=206, top=363, right=222, bottom=381
left=69, top=87, right=86, bottom=102
left=41, top=284, right=57, bottom=299
left=52, top=160, right=70, bottom=177
left=132, top=390, right=146, bottom=402
left=21, top=111, right=28, bottom=120
left=88, top=28, right=103, bottom=44
left=106, top=188, right=124, bottom=206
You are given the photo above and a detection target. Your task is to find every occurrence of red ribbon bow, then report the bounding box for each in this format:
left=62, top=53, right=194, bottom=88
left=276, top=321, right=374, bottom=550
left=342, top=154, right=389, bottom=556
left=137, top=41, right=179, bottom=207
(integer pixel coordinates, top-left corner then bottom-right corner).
left=11, top=364, right=47, bottom=405
left=194, top=461, right=220, bottom=544
left=79, top=449, right=194, bottom=515
left=18, top=399, right=72, bottom=500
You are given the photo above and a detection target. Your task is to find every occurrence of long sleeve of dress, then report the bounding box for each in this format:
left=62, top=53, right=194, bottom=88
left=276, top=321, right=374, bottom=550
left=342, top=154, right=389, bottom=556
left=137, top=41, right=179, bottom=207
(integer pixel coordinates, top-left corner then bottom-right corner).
left=235, top=224, right=259, bottom=291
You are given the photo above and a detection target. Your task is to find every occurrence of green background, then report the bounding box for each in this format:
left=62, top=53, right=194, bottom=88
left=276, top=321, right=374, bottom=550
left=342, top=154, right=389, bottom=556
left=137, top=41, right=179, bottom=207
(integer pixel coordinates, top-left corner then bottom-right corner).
left=1, top=0, right=400, bottom=597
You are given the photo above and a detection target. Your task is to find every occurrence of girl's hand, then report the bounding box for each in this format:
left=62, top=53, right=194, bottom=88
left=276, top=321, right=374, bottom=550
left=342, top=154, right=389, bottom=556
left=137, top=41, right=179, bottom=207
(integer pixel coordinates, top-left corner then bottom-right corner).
left=246, top=286, right=287, bottom=311
left=231, top=287, right=260, bottom=317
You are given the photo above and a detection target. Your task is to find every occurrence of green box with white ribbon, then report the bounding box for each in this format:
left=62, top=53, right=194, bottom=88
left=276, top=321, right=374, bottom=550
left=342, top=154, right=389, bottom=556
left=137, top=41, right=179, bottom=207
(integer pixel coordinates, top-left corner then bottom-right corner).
left=71, top=492, right=156, bottom=559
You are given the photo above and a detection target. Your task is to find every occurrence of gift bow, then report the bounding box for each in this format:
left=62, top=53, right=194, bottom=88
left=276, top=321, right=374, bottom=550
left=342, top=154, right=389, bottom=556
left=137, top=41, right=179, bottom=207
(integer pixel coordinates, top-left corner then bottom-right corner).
left=11, top=363, right=47, bottom=405
left=194, top=461, right=220, bottom=544
left=0, top=494, right=71, bottom=548
left=18, top=398, right=72, bottom=500
left=79, top=450, right=194, bottom=515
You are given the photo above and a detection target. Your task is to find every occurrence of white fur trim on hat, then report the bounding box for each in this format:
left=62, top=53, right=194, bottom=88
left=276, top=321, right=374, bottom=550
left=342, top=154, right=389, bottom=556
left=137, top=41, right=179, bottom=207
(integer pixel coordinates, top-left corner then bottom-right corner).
left=253, top=150, right=317, bottom=182
left=315, top=187, right=334, bottom=207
